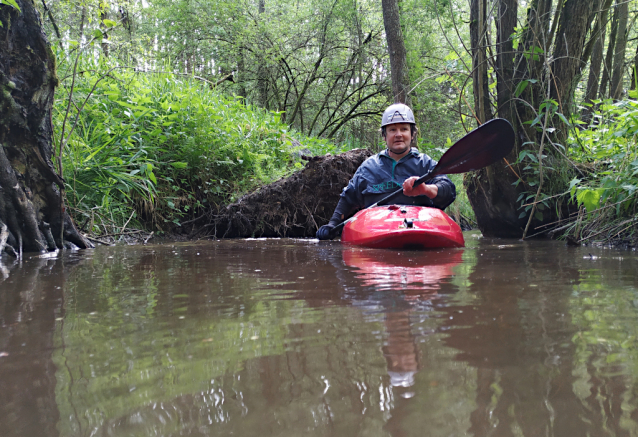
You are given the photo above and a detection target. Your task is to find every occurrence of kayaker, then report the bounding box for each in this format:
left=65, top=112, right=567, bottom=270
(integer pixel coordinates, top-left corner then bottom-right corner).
left=316, top=103, right=456, bottom=240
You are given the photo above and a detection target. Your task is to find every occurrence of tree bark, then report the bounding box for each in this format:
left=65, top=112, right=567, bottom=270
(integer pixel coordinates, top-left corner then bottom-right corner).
left=599, top=3, right=619, bottom=99
left=464, top=0, right=519, bottom=238
left=584, top=0, right=611, bottom=104
left=382, top=0, right=411, bottom=105
left=470, top=0, right=493, bottom=124
left=495, top=0, right=517, bottom=123
left=466, top=0, right=594, bottom=238
left=609, top=0, right=628, bottom=100
left=256, top=0, right=269, bottom=109
left=630, top=42, right=638, bottom=90
left=0, top=0, right=91, bottom=254
left=581, top=0, right=613, bottom=70
left=99, top=3, right=109, bottom=57
left=549, top=0, right=595, bottom=116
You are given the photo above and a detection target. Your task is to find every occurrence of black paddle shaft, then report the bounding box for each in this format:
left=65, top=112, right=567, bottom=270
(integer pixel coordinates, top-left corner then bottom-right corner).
left=328, top=118, right=515, bottom=238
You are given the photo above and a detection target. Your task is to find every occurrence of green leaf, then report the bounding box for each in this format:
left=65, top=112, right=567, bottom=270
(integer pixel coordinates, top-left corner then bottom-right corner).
left=103, top=19, right=117, bottom=27
left=93, top=29, right=104, bottom=39
left=0, top=0, right=21, bottom=12
left=569, top=178, right=581, bottom=198
left=514, top=80, right=529, bottom=98
left=556, top=112, right=571, bottom=127
left=170, top=162, right=188, bottom=169
left=576, top=188, right=603, bottom=212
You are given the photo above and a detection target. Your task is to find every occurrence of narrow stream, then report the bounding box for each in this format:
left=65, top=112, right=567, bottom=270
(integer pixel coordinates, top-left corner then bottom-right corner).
left=1, top=235, right=638, bottom=436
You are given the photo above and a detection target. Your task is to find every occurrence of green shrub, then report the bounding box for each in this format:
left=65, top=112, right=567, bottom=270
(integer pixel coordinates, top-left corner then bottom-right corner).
left=564, top=98, right=638, bottom=243
left=55, top=53, right=336, bottom=232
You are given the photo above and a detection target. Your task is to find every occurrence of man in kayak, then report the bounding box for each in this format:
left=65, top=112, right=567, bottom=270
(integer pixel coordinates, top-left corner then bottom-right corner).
left=316, top=103, right=456, bottom=240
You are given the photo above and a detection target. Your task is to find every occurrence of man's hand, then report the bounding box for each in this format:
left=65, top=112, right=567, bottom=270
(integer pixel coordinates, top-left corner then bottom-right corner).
left=316, top=224, right=335, bottom=240
left=403, top=176, right=438, bottom=199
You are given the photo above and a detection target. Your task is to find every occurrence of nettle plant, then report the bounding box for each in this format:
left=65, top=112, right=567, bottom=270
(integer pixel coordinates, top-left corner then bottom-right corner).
left=569, top=97, right=638, bottom=217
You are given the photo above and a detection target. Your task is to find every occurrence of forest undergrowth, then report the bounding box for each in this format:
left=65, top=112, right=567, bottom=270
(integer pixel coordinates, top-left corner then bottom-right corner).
left=54, top=52, right=477, bottom=243
left=558, top=98, right=638, bottom=247
left=55, top=54, right=341, bottom=242
left=54, top=54, right=637, bottom=246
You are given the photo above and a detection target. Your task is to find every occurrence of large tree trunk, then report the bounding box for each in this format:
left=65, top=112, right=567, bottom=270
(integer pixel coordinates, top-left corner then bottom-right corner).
left=470, top=0, right=493, bottom=124
left=609, top=0, right=628, bottom=100
left=382, top=0, right=411, bottom=105
left=599, top=3, right=619, bottom=99
left=0, top=0, right=91, bottom=255
left=549, top=0, right=595, bottom=118
left=466, top=0, right=595, bottom=238
left=464, top=0, right=520, bottom=238
left=495, top=0, right=517, bottom=123
left=584, top=0, right=610, bottom=105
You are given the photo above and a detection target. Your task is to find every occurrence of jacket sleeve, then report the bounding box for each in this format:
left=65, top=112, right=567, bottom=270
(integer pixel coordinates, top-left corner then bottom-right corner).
left=328, top=171, right=366, bottom=225
left=429, top=174, right=456, bottom=210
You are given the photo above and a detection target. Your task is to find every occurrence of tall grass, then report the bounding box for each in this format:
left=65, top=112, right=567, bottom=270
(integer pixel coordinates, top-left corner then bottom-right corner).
left=55, top=53, right=336, bottom=233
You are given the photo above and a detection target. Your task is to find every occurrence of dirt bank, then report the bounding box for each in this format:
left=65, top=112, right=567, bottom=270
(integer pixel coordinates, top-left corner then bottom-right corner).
left=207, top=149, right=372, bottom=238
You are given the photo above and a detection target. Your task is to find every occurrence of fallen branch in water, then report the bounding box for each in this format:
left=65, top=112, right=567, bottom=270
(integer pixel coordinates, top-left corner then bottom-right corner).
left=84, top=235, right=114, bottom=246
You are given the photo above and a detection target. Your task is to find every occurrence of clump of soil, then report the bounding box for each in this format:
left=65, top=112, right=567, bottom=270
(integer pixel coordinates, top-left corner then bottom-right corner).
left=209, top=148, right=372, bottom=238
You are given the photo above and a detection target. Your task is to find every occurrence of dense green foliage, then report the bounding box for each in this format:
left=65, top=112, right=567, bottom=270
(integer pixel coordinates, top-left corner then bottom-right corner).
left=564, top=98, right=638, bottom=243
left=55, top=52, right=337, bottom=231
left=35, top=0, right=638, bottom=242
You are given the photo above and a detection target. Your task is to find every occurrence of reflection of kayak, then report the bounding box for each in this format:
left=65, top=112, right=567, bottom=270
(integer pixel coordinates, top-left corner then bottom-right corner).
left=342, top=205, right=465, bottom=249
left=342, top=247, right=464, bottom=292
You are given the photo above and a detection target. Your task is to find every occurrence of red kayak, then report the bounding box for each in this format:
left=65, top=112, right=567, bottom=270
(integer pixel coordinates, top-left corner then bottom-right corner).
left=341, top=205, right=465, bottom=249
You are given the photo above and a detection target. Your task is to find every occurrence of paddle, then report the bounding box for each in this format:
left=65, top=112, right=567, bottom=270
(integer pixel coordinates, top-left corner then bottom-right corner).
left=328, top=118, right=515, bottom=238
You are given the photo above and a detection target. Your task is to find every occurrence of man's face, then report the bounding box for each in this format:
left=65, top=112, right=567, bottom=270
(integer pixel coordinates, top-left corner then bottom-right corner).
left=385, top=123, right=413, bottom=156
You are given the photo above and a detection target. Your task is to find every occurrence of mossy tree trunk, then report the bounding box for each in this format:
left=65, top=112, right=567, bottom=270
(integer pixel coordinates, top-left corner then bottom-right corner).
left=0, top=0, right=90, bottom=255
left=466, top=0, right=596, bottom=238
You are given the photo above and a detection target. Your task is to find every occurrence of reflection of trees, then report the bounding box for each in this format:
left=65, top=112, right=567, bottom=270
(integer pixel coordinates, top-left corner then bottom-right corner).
left=15, top=240, right=638, bottom=437
left=0, top=256, right=79, bottom=437
left=437, top=241, right=638, bottom=436
left=50, top=243, right=391, bottom=436
left=49, top=242, right=475, bottom=436
left=569, top=254, right=638, bottom=437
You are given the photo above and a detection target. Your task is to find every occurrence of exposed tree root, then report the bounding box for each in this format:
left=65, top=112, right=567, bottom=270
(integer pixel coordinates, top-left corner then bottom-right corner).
left=208, top=149, right=372, bottom=238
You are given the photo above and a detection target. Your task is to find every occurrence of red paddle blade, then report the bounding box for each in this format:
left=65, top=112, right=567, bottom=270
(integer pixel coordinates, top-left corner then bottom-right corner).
left=431, top=118, right=515, bottom=177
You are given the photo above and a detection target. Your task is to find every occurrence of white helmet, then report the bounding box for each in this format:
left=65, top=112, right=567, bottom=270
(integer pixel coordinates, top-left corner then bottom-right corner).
left=381, top=103, right=416, bottom=127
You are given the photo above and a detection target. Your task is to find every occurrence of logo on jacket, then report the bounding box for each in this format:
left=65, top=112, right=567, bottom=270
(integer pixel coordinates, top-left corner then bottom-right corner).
left=370, top=180, right=401, bottom=193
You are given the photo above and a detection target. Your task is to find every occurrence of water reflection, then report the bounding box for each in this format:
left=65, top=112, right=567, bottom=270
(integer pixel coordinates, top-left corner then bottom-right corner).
left=1, top=240, right=638, bottom=436
left=342, top=248, right=463, bottom=392
left=0, top=254, right=79, bottom=437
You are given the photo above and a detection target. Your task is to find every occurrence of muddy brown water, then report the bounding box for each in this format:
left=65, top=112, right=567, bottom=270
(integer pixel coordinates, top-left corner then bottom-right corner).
left=1, top=234, right=638, bottom=436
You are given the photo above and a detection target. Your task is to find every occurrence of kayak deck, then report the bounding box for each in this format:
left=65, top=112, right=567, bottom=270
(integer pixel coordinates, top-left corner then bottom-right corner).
left=341, top=205, right=465, bottom=249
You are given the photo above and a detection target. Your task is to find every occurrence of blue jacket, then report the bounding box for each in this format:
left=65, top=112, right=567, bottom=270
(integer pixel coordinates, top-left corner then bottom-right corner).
left=338, top=148, right=456, bottom=215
